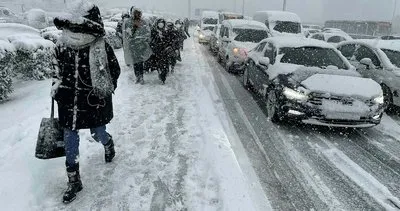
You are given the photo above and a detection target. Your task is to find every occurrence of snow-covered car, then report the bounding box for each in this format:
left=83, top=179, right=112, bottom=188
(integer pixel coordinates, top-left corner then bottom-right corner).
left=380, top=35, right=400, bottom=40
left=310, top=32, right=352, bottom=44
left=218, top=19, right=269, bottom=73
left=0, top=7, right=22, bottom=24
left=198, top=25, right=214, bottom=44
left=337, top=39, right=400, bottom=110
left=253, top=11, right=303, bottom=37
left=302, top=24, right=322, bottom=30
left=322, top=27, right=345, bottom=34
left=303, top=29, right=321, bottom=38
left=25, top=9, right=48, bottom=29
left=209, top=24, right=221, bottom=54
left=243, top=37, right=384, bottom=127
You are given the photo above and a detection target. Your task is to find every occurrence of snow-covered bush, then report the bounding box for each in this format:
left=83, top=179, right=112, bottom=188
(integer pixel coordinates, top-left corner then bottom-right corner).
left=0, top=40, right=15, bottom=100
left=41, top=27, right=62, bottom=44
left=11, top=38, right=55, bottom=80
left=105, top=27, right=122, bottom=49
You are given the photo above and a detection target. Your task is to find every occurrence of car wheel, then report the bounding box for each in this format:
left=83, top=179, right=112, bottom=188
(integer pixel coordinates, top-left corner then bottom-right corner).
left=243, top=66, right=252, bottom=89
left=382, top=84, right=394, bottom=112
left=266, top=89, right=282, bottom=123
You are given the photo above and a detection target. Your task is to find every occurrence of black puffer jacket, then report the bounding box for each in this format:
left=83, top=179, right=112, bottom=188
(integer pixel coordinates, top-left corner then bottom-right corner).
left=54, top=42, right=120, bottom=130
left=53, top=4, right=120, bottom=130
left=150, top=19, right=168, bottom=56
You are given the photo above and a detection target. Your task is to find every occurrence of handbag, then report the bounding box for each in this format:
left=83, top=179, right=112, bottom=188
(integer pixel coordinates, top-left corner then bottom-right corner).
left=35, top=98, right=65, bottom=159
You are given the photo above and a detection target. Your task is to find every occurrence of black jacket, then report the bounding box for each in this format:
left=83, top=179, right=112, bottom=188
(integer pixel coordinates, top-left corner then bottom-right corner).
left=54, top=41, right=120, bottom=130
left=150, top=21, right=168, bottom=56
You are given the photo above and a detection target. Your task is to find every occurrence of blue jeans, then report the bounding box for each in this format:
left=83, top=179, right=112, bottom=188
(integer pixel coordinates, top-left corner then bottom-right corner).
left=64, top=125, right=110, bottom=171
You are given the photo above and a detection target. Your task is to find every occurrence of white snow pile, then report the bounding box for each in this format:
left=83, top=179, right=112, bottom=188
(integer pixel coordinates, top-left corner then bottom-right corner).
left=41, top=29, right=62, bottom=44
left=104, top=21, right=118, bottom=29
left=11, top=38, right=54, bottom=52
left=0, top=39, right=14, bottom=58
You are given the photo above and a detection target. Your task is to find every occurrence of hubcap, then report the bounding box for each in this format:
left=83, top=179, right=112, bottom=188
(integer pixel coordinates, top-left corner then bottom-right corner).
left=267, top=91, right=276, bottom=118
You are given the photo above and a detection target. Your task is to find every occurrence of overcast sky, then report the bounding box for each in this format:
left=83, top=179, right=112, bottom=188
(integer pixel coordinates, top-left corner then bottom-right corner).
left=91, top=0, right=396, bottom=23
left=4, top=0, right=397, bottom=23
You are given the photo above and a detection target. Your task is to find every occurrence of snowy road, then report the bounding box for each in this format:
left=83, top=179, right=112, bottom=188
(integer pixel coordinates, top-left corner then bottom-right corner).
left=199, top=43, right=400, bottom=210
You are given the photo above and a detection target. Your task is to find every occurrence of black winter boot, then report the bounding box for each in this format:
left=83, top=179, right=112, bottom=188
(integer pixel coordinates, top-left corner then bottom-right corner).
left=63, top=170, right=83, bottom=204
left=104, top=137, right=115, bottom=163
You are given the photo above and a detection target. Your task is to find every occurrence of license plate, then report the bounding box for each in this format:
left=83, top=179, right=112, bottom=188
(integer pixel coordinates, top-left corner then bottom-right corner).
left=326, top=113, right=360, bottom=120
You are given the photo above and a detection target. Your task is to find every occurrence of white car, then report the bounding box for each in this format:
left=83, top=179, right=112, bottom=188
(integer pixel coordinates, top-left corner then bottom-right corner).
left=243, top=37, right=384, bottom=127
left=337, top=39, right=400, bottom=110
left=198, top=25, right=214, bottom=44
left=253, top=11, right=303, bottom=37
left=310, top=32, right=352, bottom=44
left=218, top=19, right=269, bottom=73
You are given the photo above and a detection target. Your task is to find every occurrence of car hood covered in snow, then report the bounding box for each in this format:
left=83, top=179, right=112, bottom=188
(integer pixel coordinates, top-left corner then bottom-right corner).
left=269, top=64, right=382, bottom=99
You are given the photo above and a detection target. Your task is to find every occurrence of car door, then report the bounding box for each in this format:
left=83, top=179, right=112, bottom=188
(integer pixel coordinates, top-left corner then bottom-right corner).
left=255, top=42, right=276, bottom=93
left=248, top=42, right=267, bottom=85
left=353, top=45, right=384, bottom=83
left=220, top=27, right=230, bottom=62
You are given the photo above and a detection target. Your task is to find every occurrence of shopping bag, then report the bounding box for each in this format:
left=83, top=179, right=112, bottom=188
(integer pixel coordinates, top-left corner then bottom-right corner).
left=35, top=99, right=65, bottom=159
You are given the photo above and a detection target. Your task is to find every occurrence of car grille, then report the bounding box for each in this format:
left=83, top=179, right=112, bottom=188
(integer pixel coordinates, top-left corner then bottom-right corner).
left=308, top=93, right=354, bottom=106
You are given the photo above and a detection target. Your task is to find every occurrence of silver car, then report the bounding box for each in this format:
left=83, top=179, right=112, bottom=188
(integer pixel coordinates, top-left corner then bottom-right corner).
left=337, top=40, right=400, bottom=109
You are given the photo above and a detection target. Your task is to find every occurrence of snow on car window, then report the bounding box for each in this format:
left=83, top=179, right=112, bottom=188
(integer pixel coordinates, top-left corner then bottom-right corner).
left=273, top=21, right=301, bottom=34
left=279, top=47, right=348, bottom=70
left=233, top=28, right=268, bottom=43
left=381, top=49, right=400, bottom=68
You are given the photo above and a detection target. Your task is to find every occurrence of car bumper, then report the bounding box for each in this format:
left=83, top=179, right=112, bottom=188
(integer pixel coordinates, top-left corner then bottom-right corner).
left=228, top=57, right=247, bottom=72
left=282, top=100, right=383, bottom=128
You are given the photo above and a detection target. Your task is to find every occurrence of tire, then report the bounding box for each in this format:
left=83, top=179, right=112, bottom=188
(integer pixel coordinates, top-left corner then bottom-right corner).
left=243, top=66, right=252, bottom=89
left=382, top=84, right=394, bottom=112
left=266, top=89, right=282, bottom=123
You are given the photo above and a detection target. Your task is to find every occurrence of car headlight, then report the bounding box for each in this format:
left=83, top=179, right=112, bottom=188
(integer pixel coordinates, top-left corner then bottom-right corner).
left=199, top=34, right=205, bottom=39
left=373, top=95, right=384, bottom=104
left=283, top=87, right=309, bottom=101
left=233, top=47, right=239, bottom=54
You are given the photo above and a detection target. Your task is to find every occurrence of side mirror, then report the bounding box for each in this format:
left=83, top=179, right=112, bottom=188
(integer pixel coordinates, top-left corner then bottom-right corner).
left=259, top=57, right=270, bottom=67
left=360, top=58, right=374, bottom=69
left=222, top=37, right=231, bottom=42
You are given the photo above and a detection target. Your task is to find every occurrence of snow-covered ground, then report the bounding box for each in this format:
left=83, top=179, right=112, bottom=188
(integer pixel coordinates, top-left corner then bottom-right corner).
left=0, top=38, right=265, bottom=210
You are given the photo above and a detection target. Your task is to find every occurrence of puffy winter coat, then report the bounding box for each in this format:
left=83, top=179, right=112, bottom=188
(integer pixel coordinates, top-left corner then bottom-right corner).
left=122, top=18, right=152, bottom=65
left=54, top=41, right=120, bottom=130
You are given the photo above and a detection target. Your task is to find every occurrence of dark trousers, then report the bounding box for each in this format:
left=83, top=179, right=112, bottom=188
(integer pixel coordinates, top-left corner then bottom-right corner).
left=134, top=62, right=144, bottom=79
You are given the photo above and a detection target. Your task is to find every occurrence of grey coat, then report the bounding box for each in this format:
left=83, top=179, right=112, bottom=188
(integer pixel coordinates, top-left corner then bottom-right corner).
left=122, top=19, right=152, bottom=65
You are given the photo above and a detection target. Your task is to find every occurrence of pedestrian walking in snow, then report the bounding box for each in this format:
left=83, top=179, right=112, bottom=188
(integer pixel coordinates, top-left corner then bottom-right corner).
left=122, top=7, right=152, bottom=84
left=165, top=21, right=180, bottom=73
left=116, top=12, right=130, bottom=42
left=150, top=18, right=169, bottom=84
left=175, top=19, right=187, bottom=60
left=52, top=1, right=120, bottom=204
left=183, top=18, right=191, bottom=38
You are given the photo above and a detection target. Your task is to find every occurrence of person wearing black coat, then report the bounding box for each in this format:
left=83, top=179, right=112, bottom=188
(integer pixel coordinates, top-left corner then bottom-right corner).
left=150, top=18, right=169, bottom=84
left=52, top=1, right=120, bottom=204
left=165, top=21, right=180, bottom=72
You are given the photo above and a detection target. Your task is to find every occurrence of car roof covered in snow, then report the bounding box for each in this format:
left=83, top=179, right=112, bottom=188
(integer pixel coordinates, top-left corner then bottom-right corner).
left=254, top=11, right=301, bottom=23
left=312, top=32, right=353, bottom=41
left=202, top=10, right=219, bottom=18
left=222, top=19, right=267, bottom=30
left=262, top=36, right=336, bottom=49
left=0, top=23, right=40, bottom=38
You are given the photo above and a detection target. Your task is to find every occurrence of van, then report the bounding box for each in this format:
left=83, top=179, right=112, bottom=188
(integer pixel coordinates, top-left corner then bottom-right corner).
left=201, top=10, right=219, bottom=28
left=253, top=11, right=302, bottom=36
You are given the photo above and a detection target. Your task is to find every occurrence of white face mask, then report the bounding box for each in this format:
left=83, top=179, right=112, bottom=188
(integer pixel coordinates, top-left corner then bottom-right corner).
left=158, top=23, right=164, bottom=28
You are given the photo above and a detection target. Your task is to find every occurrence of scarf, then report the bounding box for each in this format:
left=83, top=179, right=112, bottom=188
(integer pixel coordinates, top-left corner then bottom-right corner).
left=59, top=31, right=114, bottom=98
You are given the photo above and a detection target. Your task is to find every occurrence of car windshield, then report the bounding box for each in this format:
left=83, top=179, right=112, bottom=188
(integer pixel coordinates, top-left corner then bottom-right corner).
left=233, top=28, right=268, bottom=42
left=202, top=18, right=218, bottom=25
left=273, top=21, right=301, bottom=33
left=382, top=49, right=400, bottom=68
left=279, top=47, right=348, bottom=69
